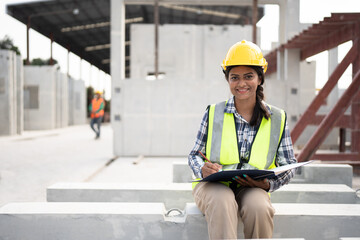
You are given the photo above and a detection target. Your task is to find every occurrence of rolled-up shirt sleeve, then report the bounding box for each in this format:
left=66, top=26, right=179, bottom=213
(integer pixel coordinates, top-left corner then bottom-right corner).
left=188, top=109, right=209, bottom=179
left=268, top=119, right=297, bottom=192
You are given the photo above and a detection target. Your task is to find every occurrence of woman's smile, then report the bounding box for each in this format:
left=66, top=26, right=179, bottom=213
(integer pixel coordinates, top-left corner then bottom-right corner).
left=235, top=87, right=250, bottom=94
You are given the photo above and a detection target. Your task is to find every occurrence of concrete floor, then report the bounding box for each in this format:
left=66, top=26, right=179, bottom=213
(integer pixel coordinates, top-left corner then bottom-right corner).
left=0, top=124, right=359, bottom=207
left=0, top=124, right=186, bottom=207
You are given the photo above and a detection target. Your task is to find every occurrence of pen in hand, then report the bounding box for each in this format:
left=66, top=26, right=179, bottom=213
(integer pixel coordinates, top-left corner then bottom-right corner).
left=198, top=151, right=222, bottom=172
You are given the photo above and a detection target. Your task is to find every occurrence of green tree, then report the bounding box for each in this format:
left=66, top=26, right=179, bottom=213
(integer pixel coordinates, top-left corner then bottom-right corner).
left=26, top=58, right=58, bottom=66
left=0, top=35, right=21, bottom=55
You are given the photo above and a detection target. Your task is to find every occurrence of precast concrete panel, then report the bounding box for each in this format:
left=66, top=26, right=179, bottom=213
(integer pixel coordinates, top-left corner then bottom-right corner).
left=113, top=24, right=249, bottom=156
left=24, top=66, right=57, bottom=130
left=68, top=77, right=74, bottom=125
left=16, top=55, right=24, bottom=134
left=56, top=71, right=61, bottom=128
left=263, top=77, right=286, bottom=110
left=60, top=73, right=69, bottom=128
left=130, top=24, right=253, bottom=82
left=68, top=77, right=86, bottom=126
left=203, top=25, right=253, bottom=83
left=131, top=24, right=197, bottom=80
left=116, top=78, right=231, bottom=156
left=73, top=79, right=86, bottom=125
left=56, top=72, right=69, bottom=128
left=11, top=51, right=17, bottom=135
left=0, top=50, right=17, bottom=136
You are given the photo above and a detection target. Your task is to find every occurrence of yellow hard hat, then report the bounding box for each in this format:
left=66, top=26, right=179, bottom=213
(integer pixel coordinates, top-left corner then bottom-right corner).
left=95, top=91, right=102, bottom=95
left=222, top=40, right=268, bottom=73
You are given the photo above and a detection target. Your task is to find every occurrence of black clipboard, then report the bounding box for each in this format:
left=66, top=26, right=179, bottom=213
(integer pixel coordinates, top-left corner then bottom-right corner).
left=194, top=161, right=313, bottom=182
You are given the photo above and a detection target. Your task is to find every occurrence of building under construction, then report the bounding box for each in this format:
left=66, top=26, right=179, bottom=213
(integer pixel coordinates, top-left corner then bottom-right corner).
left=0, top=0, right=360, bottom=239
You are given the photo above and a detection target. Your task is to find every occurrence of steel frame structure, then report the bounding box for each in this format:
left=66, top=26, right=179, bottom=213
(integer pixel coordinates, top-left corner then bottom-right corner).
left=265, top=13, right=360, bottom=164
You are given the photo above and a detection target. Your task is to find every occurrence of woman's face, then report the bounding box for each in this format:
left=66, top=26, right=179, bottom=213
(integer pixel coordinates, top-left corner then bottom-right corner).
left=227, top=66, right=260, bottom=102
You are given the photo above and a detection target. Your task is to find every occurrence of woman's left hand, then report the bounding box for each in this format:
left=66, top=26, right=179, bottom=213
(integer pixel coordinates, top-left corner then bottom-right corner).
left=232, top=175, right=270, bottom=191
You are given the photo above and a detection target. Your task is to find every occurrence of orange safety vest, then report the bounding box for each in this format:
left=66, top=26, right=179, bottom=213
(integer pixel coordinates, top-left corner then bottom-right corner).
left=91, top=98, right=105, bottom=118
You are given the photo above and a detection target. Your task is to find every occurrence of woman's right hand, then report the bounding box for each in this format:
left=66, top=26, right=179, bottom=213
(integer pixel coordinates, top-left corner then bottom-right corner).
left=201, top=162, right=222, bottom=178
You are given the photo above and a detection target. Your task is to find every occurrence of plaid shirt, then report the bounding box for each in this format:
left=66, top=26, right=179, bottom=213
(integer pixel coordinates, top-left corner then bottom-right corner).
left=188, top=97, right=297, bottom=192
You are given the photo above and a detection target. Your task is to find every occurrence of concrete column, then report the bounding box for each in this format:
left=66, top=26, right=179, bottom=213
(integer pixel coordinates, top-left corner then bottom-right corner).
left=278, top=0, right=286, bottom=44
left=0, top=50, right=17, bottom=136
left=313, top=48, right=341, bottom=148
left=351, top=36, right=360, bottom=154
left=111, top=0, right=126, bottom=156
left=284, top=48, right=301, bottom=129
left=277, top=50, right=285, bottom=81
left=326, top=47, right=339, bottom=111
left=278, top=0, right=300, bottom=43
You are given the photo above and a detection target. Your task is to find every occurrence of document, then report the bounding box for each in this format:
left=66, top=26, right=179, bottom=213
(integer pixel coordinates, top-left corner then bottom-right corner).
left=195, top=161, right=313, bottom=182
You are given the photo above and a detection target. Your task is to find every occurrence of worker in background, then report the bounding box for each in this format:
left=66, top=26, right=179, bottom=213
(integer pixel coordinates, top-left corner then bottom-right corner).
left=188, top=40, right=297, bottom=239
left=89, top=91, right=105, bottom=139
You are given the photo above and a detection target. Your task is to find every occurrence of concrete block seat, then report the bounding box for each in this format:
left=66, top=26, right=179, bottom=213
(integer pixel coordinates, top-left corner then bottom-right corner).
left=173, top=162, right=353, bottom=187
left=291, top=164, right=353, bottom=187
left=1, top=202, right=360, bottom=240
left=47, top=182, right=360, bottom=207
left=271, top=184, right=359, bottom=204
left=47, top=182, right=193, bottom=209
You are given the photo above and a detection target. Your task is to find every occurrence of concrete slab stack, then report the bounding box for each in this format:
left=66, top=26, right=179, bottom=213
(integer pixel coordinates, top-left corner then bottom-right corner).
left=24, top=65, right=57, bottom=130
left=1, top=162, right=359, bottom=239
left=47, top=182, right=359, bottom=206
left=68, top=77, right=86, bottom=126
left=0, top=50, right=19, bottom=135
left=37, top=163, right=360, bottom=240
left=1, top=202, right=359, bottom=240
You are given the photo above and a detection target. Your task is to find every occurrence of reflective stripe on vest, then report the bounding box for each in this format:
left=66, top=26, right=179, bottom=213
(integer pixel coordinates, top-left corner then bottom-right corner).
left=206, top=101, right=285, bottom=170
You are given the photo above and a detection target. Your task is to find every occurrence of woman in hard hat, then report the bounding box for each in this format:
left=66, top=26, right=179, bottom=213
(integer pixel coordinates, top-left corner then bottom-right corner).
left=188, top=40, right=297, bottom=239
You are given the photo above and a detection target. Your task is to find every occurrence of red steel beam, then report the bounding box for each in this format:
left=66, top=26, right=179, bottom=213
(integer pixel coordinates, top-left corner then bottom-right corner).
left=319, top=161, right=360, bottom=165
left=301, top=23, right=354, bottom=60
left=328, top=13, right=360, bottom=22
left=291, top=42, right=358, bottom=143
left=310, top=153, right=359, bottom=161
left=294, top=153, right=359, bottom=160
left=309, top=115, right=352, bottom=128
left=296, top=69, right=360, bottom=162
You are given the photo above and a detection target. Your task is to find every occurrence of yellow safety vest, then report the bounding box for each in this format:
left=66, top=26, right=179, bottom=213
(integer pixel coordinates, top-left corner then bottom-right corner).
left=192, top=101, right=286, bottom=188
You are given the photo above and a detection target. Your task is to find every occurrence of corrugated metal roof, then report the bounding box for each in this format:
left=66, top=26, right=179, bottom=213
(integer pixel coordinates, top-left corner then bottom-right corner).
left=6, top=0, right=263, bottom=76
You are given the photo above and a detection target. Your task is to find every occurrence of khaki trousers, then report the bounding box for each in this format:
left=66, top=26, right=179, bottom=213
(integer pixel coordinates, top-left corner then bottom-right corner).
left=193, top=182, right=275, bottom=239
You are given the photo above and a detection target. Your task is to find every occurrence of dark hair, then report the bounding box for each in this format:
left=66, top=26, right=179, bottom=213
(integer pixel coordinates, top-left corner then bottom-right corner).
left=224, top=65, right=270, bottom=126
